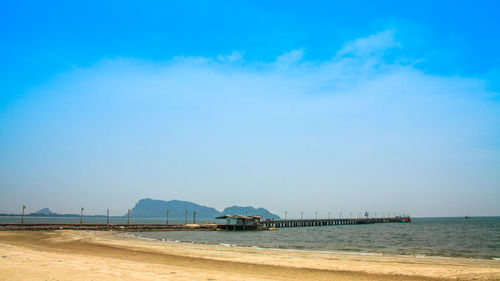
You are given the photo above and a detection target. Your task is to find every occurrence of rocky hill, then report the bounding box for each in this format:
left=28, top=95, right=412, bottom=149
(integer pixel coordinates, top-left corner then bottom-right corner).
left=221, top=206, right=280, bottom=219
left=128, top=198, right=281, bottom=219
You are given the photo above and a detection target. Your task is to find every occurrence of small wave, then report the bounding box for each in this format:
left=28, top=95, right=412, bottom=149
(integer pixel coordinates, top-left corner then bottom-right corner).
left=122, top=233, right=161, bottom=242
left=136, top=236, right=157, bottom=241
left=360, top=252, right=383, bottom=256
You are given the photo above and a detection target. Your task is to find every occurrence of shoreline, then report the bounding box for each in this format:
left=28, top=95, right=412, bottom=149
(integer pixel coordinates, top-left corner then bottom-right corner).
left=126, top=231, right=500, bottom=261
left=1, top=230, right=499, bottom=280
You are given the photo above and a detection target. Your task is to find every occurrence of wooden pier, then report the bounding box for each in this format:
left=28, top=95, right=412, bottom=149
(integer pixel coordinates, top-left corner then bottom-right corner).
left=0, top=217, right=411, bottom=231
left=0, top=223, right=220, bottom=232
left=261, top=217, right=411, bottom=228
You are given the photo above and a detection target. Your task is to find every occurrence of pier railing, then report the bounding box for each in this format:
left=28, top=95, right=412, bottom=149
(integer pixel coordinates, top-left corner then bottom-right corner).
left=261, top=217, right=410, bottom=228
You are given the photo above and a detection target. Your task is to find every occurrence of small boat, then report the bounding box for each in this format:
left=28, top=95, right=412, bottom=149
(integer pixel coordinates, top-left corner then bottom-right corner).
left=464, top=216, right=471, bottom=219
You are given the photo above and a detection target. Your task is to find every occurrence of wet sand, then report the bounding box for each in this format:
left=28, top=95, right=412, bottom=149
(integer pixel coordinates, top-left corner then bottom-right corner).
left=0, top=230, right=498, bottom=280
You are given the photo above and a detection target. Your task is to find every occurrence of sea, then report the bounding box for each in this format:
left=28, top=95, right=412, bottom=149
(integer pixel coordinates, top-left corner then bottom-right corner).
left=2, top=216, right=499, bottom=260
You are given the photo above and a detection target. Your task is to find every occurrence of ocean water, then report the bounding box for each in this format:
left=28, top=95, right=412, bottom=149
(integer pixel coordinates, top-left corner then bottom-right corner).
left=2, top=216, right=498, bottom=259
left=132, top=217, right=500, bottom=260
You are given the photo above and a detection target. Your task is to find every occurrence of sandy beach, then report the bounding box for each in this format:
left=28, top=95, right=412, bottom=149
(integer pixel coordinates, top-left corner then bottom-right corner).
left=0, top=230, right=498, bottom=281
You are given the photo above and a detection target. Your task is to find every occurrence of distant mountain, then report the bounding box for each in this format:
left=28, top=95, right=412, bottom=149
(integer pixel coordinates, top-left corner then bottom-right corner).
left=128, top=198, right=281, bottom=220
left=129, top=198, right=221, bottom=218
left=31, top=208, right=54, bottom=215
left=222, top=206, right=280, bottom=220
left=0, top=199, right=280, bottom=220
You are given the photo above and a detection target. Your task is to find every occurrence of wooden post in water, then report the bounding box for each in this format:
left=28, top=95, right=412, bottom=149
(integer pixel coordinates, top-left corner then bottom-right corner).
left=185, top=210, right=188, bottom=225
left=127, top=209, right=130, bottom=225
left=193, top=211, right=197, bottom=224
left=107, top=209, right=109, bottom=224
left=21, top=205, right=26, bottom=224
left=166, top=209, right=169, bottom=225
left=80, top=207, right=84, bottom=224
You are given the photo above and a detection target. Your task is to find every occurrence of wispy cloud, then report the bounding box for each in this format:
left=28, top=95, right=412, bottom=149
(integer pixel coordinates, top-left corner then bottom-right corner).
left=216, top=51, right=244, bottom=63
left=337, top=30, right=400, bottom=58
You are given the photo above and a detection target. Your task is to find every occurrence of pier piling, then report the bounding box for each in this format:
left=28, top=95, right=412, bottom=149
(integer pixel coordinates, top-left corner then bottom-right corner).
left=21, top=205, right=26, bottom=224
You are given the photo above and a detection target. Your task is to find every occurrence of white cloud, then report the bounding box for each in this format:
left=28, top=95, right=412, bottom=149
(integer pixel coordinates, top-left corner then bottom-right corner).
left=216, top=51, right=243, bottom=63
left=337, top=29, right=400, bottom=58
left=275, top=49, right=305, bottom=66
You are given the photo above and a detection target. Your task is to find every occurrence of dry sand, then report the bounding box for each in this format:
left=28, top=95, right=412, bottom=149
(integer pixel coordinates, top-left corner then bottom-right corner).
left=0, top=230, right=499, bottom=281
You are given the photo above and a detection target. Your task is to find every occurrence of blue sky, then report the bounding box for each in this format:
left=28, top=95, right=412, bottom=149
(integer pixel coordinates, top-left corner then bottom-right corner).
left=1, top=1, right=499, bottom=217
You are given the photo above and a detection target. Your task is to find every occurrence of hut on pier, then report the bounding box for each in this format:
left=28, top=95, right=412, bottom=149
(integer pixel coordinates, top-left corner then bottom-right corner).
left=216, top=214, right=262, bottom=230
